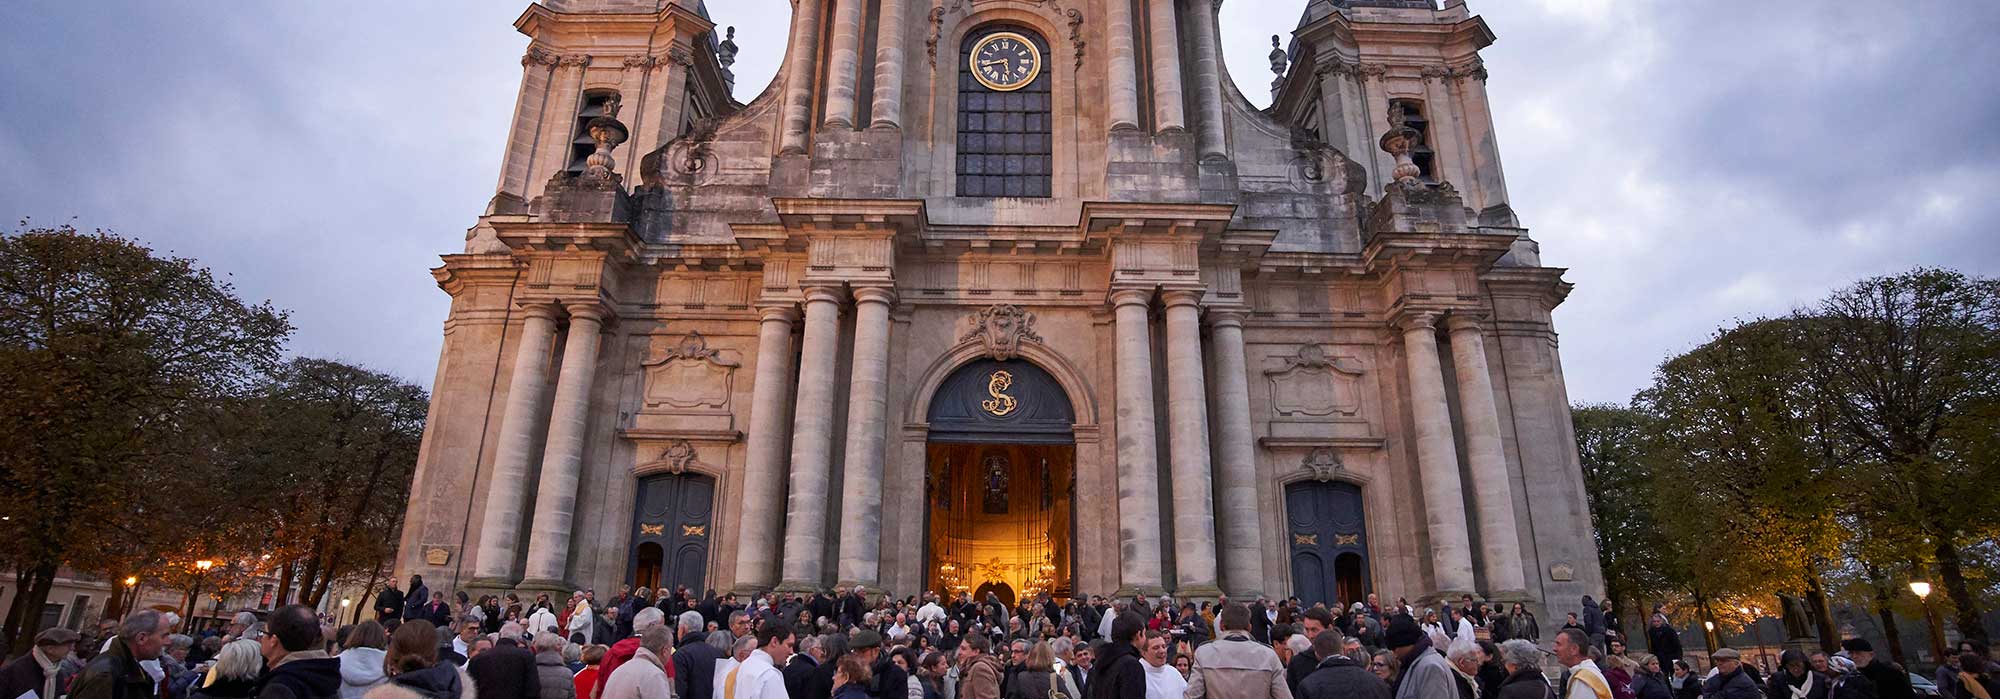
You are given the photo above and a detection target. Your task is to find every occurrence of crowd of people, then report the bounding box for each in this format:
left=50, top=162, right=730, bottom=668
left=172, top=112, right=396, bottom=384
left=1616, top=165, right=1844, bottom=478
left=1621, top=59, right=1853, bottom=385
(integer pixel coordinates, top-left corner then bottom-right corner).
left=5, top=579, right=1995, bottom=699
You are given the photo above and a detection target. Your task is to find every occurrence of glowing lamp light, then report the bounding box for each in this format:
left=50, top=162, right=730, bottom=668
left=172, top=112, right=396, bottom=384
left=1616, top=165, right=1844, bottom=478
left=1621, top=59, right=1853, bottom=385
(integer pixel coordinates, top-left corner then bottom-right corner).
left=195, top=559, right=215, bottom=571
left=1909, top=581, right=1932, bottom=599
left=340, top=599, right=351, bottom=608
left=1704, top=621, right=1716, bottom=631
left=124, top=576, right=138, bottom=587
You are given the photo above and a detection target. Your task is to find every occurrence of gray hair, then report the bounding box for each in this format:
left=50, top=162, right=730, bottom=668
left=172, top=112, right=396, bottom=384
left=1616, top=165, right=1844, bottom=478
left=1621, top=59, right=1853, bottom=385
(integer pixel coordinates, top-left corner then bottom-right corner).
left=706, top=630, right=734, bottom=651
left=499, top=622, right=523, bottom=638
left=167, top=634, right=194, bottom=651
left=633, top=606, right=666, bottom=633
left=232, top=612, right=258, bottom=628
left=678, top=611, right=705, bottom=636
left=1049, top=637, right=1074, bottom=658
left=563, top=642, right=583, bottom=664
left=640, top=625, right=673, bottom=654
left=732, top=635, right=757, bottom=661
left=796, top=634, right=821, bottom=657
left=1446, top=636, right=1481, bottom=663
left=1499, top=640, right=1542, bottom=670
left=119, top=610, right=166, bottom=641
left=214, top=639, right=263, bottom=681
left=533, top=632, right=565, bottom=652
left=727, top=610, right=749, bottom=627
left=1286, top=634, right=1312, bottom=656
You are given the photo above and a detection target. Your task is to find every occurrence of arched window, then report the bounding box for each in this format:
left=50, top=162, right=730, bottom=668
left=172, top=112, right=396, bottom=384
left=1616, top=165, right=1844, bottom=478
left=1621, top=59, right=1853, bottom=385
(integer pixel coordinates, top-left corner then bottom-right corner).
left=957, top=26, right=1052, bottom=198
left=1390, top=99, right=1436, bottom=182
left=566, top=89, right=621, bottom=175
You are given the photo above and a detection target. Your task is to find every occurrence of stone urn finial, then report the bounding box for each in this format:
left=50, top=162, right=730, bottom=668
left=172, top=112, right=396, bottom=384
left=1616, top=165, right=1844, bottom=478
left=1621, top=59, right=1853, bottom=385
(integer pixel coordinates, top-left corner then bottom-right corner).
left=581, top=96, right=630, bottom=185
left=1379, top=106, right=1423, bottom=187
left=719, top=26, right=739, bottom=71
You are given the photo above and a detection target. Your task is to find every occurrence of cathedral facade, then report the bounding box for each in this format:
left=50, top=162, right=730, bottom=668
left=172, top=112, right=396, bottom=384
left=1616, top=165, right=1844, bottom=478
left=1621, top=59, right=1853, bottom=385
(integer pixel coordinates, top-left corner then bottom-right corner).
left=398, top=0, right=1603, bottom=613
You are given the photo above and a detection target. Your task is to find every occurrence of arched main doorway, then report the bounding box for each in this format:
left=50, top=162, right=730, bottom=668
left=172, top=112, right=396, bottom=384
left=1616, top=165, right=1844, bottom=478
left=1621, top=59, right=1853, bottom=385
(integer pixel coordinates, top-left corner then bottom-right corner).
left=925, top=358, right=1076, bottom=601
left=628, top=472, right=714, bottom=593
left=1286, top=480, right=1370, bottom=608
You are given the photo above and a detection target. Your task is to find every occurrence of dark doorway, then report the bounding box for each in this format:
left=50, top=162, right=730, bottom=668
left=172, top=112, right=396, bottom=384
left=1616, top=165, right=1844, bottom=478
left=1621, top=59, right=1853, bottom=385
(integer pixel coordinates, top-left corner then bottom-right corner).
left=1286, top=480, right=1370, bottom=608
left=628, top=472, right=714, bottom=592
left=973, top=581, right=1017, bottom=608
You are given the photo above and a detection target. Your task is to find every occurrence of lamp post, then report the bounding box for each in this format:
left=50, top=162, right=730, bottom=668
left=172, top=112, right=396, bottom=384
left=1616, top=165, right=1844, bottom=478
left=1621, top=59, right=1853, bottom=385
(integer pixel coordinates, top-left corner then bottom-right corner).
left=184, top=559, right=214, bottom=631
left=1910, top=581, right=1945, bottom=666
left=1703, top=620, right=1719, bottom=655
left=118, top=576, right=137, bottom=619
left=1740, top=606, right=1771, bottom=673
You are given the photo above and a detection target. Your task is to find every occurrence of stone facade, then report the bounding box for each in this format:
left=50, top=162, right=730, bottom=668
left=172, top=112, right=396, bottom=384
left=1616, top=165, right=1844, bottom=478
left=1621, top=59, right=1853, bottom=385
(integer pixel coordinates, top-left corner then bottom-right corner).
left=397, top=0, right=1604, bottom=613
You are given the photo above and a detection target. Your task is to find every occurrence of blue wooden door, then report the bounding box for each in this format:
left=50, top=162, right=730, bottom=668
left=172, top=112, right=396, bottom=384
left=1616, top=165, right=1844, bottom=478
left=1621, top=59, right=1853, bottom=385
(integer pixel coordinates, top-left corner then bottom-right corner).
left=1286, top=481, right=1370, bottom=608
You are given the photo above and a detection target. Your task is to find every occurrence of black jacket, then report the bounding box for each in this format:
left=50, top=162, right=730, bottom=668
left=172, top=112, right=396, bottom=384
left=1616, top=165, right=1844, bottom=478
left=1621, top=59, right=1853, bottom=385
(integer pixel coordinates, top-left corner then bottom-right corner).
left=378, top=589, right=407, bottom=621
left=673, top=632, right=726, bottom=699
left=1286, top=649, right=1321, bottom=697
left=1084, top=643, right=1145, bottom=699
left=1647, top=627, right=1682, bottom=664
left=193, top=677, right=262, bottom=699
left=464, top=647, right=539, bottom=699
left=785, top=655, right=820, bottom=699
left=1704, top=669, right=1763, bottom=699
left=1765, top=672, right=1831, bottom=699
left=382, top=665, right=472, bottom=699
left=257, top=656, right=343, bottom=699
left=70, top=638, right=155, bottom=699
left=1006, top=671, right=1066, bottom=699
left=0, top=653, right=50, bottom=699
left=1298, top=655, right=1390, bottom=699
left=1632, top=673, right=1672, bottom=699
left=1859, top=664, right=1912, bottom=699
left=872, top=657, right=911, bottom=699
left=1497, top=668, right=1555, bottom=699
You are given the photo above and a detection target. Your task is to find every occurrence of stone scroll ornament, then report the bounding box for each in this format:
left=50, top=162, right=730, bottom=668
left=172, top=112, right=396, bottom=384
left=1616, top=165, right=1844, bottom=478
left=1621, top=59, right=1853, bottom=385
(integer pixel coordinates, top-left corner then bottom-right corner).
left=962, top=304, right=1043, bottom=361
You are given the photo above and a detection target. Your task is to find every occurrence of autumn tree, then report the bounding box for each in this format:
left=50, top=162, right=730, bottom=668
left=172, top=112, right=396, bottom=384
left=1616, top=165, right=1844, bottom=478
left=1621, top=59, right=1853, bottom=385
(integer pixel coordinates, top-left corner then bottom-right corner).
left=0, top=224, right=291, bottom=653
left=1574, top=404, right=1675, bottom=631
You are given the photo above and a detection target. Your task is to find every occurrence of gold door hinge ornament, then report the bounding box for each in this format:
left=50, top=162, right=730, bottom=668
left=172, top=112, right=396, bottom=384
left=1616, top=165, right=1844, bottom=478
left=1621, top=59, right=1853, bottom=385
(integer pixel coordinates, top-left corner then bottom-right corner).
left=638, top=523, right=665, bottom=536
left=1334, top=533, right=1360, bottom=546
left=1294, top=534, right=1318, bottom=546
left=982, top=370, right=1018, bottom=416
left=682, top=525, right=706, bottom=537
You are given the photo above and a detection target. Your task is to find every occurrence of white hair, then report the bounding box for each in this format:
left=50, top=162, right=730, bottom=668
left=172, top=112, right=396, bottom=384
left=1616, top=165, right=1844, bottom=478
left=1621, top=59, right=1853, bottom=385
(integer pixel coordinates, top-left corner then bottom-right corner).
left=1287, top=634, right=1312, bottom=656
left=678, top=611, right=705, bottom=635
left=1499, top=640, right=1541, bottom=670
left=1446, top=636, right=1481, bottom=663
left=633, top=606, right=666, bottom=633
left=533, top=632, right=565, bottom=652
left=214, top=639, right=263, bottom=681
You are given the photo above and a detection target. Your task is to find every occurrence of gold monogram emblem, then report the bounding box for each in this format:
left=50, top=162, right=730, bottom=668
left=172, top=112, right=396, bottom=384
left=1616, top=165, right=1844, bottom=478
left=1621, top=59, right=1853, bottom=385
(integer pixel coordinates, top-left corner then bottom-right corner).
left=682, top=525, right=706, bottom=537
left=1294, top=534, right=1318, bottom=545
left=638, top=523, right=665, bottom=536
left=981, top=370, right=1018, bottom=416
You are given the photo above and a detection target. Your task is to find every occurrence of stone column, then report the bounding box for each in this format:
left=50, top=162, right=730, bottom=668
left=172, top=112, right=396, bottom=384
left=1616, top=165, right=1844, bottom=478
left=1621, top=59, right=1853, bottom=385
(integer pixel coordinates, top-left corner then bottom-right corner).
left=836, top=286, right=895, bottom=587
left=520, top=302, right=608, bottom=588
left=823, top=0, right=865, bottom=129
left=1105, top=0, right=1140, bottom=131
left=1446, top=315, right=1529, bottom=597
left=868, top=0, right=908, bottom=129
left=469, top=304, right=561, bottom=585
left=1206, top=309, right=1265, bottom=595
left=1161, top=291, right=1219, bottom=594
left=1184, top=0, right=1228, bottom=159
left=779, top=286, right=845, bottom=589
left=1110, top=289, right=1165, bottom=595
left=1147, top=0, right=1186, bottom=132
left=731, top=303, right=801, bottom=593
left=1398, top=312, right=1477, bottom=597
left=778, top=0, right=825, bottom=153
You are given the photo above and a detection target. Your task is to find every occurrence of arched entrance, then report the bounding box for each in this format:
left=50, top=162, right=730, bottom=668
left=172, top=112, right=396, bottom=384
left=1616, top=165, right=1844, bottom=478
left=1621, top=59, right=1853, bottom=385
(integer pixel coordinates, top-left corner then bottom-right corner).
left=1286, top=480, right=1370, bottom=608
left=628, top=472, right=714, bottom=593
left=925, top=358, right=1076, bottom=601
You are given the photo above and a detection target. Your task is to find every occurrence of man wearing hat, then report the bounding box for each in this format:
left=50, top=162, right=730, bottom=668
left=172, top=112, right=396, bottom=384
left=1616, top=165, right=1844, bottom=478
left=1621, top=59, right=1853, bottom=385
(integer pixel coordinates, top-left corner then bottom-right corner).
left=1839, top=639, right=1912, bottom=699
left=0, top=627, right=80, bottom=699
left=850, top=629, right=909, bottom=699
left=1386, top=614, right=1456, bottom=699
left=1702, top=649, right=1761, bottom=699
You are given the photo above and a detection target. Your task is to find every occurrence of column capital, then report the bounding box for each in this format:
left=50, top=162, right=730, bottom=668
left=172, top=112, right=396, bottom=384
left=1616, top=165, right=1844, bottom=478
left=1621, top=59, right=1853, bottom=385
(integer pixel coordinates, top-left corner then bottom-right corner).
left=755, top=302, right=802, bottom=324
left=1206, top=307, right=1248, bottom=328
left=1394, top=310, right=1442, bottom=333
left=1108, top=287, right=1155, bottom=308
left=1443, top=313, right=1489, bottom=334
left=520, top=302, right=564, bottom=321
left=851, top=285, right=897, bottom=306
left=802, top=285, right=846, bottom=305
left=1160, top=289, right=1205, bottom=308
left=563, top=300, right=611, bottom=323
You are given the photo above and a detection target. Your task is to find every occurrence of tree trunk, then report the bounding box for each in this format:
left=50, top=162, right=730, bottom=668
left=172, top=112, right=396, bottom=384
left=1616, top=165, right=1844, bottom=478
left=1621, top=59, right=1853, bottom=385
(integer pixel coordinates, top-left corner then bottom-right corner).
left=275, top=562, right=296, bottom=608
left=1804, top=572, right=1839, bottom=654
left=1696, top=592, right=1719, bottom=654
left=1934, top=538, right=1986, bottom=646
left=8, top=561, right=59, bottom=657
left=1868, top=571, right=1906, bottom=666
left=296, top=546, right=323, bottom=607
left=351, top=561, right=385, bottom=625
left=3, top=567, right=33, bottom=653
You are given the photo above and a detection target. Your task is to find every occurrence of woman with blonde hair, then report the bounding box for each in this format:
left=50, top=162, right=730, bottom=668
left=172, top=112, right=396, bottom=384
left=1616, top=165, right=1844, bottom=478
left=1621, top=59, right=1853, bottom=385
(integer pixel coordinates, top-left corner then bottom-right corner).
left=189, top=640, right=262, bottom=699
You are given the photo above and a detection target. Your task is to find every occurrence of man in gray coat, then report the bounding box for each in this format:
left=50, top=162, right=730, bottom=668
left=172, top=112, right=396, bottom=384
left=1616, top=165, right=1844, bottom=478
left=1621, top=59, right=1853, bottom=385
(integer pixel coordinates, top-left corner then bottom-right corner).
left=1187, top=605, right=1291, bottom=699
left=1385, top=615, right=1456, bottom=699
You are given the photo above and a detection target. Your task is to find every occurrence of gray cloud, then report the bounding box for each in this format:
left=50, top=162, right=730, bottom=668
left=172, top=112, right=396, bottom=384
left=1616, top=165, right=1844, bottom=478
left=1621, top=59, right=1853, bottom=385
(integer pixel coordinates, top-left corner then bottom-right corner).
left=4, top=1, right=1994, bottom=406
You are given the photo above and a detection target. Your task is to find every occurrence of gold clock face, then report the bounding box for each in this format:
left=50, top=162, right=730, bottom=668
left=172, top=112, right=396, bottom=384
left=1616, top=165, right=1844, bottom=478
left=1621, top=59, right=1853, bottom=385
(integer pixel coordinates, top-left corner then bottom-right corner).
left=969, top=31, right=1042, bottom=92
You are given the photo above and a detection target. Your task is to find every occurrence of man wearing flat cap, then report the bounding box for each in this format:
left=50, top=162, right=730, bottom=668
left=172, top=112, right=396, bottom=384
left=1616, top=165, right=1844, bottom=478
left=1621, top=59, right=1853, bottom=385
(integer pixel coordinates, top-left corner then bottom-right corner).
left=0, top=627, right=81, bottom=699
left=1702, top=649, right=1761, bottom=699
left=1839, top=639, right=1912, bottom=699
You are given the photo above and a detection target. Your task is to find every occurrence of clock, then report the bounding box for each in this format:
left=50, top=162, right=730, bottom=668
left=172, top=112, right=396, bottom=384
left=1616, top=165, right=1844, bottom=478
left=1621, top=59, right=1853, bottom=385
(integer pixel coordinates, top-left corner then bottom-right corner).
left=969, top=31, right=1042, bottom=92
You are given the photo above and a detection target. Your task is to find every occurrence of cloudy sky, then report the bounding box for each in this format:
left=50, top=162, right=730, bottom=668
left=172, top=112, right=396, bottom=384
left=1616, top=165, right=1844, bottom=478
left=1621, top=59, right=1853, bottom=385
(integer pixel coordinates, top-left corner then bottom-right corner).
left=2, top=0, right=1995, bottom=405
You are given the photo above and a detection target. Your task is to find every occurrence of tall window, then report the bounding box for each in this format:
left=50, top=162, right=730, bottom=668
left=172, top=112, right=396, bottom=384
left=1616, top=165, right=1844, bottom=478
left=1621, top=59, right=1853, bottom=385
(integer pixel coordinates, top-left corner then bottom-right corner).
left=1390, top=99, right=1436, bottom=182
left=957, top=26, right=1052, bottom=198
left=566, top=90, right=621, bottom=175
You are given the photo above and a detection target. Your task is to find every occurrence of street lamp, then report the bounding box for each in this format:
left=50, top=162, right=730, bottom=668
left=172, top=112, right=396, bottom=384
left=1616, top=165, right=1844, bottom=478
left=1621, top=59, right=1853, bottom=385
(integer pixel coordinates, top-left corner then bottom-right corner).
left=1910, top=581, right=1945, bottom=665
left=1703, top=620, right=1719, bottom=654
left=184, top=559, right=215, bottom=632
left=1739, top=606, right=1771, bottom=673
